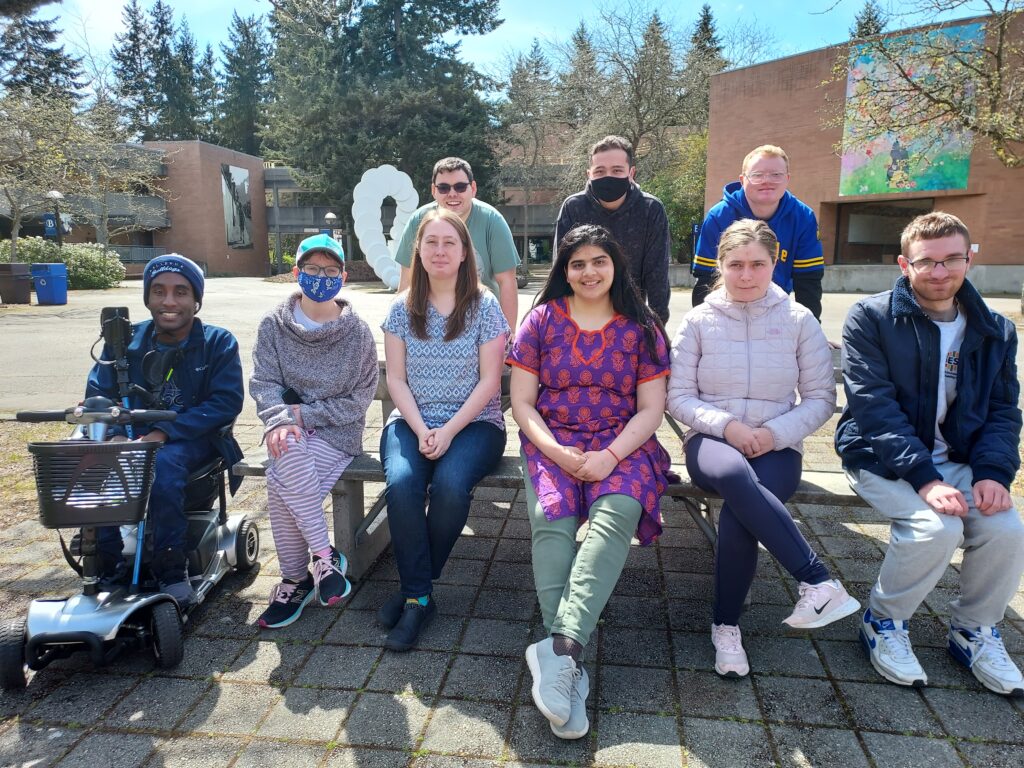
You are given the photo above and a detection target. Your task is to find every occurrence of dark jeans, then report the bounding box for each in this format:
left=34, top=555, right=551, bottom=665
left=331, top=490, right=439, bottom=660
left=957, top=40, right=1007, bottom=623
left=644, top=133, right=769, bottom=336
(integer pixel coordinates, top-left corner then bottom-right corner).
left=380, top=419, right=505, bottom=598
left=98, top=438, right=217, bottom=568
left=686, top=434, right=829, bottom=625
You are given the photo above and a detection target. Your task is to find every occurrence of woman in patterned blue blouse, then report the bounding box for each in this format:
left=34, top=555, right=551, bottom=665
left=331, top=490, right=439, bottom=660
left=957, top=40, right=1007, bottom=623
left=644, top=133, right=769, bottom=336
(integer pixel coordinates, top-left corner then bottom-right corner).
left=379, top=207, right=510, bottom=651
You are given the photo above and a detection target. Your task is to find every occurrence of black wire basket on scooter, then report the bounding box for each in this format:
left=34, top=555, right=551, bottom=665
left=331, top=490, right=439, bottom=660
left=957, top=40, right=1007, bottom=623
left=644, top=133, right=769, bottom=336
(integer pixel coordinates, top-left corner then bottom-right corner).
left=28, top=440, right=161, bottom=530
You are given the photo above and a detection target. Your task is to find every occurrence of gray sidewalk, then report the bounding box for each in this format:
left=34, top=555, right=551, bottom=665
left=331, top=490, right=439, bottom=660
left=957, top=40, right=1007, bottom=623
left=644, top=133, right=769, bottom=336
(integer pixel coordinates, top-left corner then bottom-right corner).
left=0, top=278, right=1022, bottom=766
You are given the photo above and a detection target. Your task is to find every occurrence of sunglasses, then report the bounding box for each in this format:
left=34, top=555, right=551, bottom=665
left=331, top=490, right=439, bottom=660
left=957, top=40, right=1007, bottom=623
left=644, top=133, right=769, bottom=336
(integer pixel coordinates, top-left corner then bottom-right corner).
left=434, top=182, right=471, bottom=194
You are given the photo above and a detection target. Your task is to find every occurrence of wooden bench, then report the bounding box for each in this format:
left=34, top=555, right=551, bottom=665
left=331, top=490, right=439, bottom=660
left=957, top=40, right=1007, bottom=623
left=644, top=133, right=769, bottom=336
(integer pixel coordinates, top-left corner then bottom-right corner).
left=233, top=357, right=869, bottom=580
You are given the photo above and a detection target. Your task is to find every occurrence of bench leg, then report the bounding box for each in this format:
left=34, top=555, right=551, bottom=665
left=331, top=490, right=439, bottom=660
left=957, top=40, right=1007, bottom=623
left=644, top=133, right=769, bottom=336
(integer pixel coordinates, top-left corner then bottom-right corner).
left=333, top=480, right=391, bottom=582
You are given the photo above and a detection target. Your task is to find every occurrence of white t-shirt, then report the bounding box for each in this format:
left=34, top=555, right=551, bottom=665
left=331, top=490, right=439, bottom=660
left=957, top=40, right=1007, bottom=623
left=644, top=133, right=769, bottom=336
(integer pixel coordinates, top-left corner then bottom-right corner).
left=292, top=302, right=323, bottom=331
left=932, top=309, right=967, bottom=463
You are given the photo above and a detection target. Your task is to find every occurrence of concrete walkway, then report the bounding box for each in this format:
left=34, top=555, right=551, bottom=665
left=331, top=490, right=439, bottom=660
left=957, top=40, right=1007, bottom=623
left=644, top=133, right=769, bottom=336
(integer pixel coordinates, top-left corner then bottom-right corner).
left=0, top=278, right=1022, bottom=766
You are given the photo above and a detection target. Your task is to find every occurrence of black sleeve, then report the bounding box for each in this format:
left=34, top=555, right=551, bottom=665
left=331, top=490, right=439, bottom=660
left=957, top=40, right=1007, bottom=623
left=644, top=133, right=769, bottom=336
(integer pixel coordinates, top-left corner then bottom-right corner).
left=691, top=273, right=715, bottom=307
left=793, top=271, right=823, bottom=322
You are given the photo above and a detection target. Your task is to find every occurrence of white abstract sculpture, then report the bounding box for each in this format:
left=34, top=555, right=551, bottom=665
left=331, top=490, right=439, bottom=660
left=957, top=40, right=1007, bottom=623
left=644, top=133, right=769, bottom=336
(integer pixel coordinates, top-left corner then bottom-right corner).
left=351, top=165, right=419, bottom=290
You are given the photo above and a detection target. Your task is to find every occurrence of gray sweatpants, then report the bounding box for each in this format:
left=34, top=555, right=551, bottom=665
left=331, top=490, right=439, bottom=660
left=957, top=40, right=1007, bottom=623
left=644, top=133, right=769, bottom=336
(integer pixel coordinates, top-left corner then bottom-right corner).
left=848, top=462, right=1024, bottom=627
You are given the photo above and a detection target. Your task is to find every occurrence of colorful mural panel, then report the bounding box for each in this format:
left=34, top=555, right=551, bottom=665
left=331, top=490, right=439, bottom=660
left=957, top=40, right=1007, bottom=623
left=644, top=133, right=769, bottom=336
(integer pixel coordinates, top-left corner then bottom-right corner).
left=839, top=23, right=984, bottom=196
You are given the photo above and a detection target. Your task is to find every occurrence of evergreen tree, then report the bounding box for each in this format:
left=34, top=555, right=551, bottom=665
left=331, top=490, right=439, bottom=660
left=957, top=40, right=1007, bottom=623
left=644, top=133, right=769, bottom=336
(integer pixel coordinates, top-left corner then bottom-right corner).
left=265, top=0, right=503, bottom=217
left=850, top=0, right=887, bottom=39
left=159, top=19, right=200, bottom=139
left=147, top=0, right=177, bottom=140
left=0, top=13, right=83, bottom=101
left=683, top=3, right=726, bottom=129
left=217, top=12, right=270, bottom=156
left=0, top=1, right=58, bottom=18
left=111, top=0, right=154, bottom=140
left=555, top=23, right=603, bottom=130
left=195, top=44, right=220, bottom=143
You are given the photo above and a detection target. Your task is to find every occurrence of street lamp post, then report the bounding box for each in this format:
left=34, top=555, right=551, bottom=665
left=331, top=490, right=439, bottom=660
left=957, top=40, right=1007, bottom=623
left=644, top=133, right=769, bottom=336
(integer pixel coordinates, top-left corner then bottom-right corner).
left=46, top=190, right=64, bottom=248
left=323, top=211, right=337, bottom=237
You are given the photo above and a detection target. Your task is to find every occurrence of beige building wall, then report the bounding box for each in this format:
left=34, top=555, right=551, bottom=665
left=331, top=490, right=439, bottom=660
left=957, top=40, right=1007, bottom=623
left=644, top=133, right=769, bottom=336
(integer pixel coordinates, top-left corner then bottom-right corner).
left=146, top=141, right=269, bottom=276
left=706, top=27, right=1022, bottom=267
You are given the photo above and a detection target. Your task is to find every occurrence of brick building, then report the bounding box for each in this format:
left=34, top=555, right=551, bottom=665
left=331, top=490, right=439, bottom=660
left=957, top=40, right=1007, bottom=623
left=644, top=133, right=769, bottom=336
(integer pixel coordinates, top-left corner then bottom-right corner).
left=705, top=15, right=1024, bottom=293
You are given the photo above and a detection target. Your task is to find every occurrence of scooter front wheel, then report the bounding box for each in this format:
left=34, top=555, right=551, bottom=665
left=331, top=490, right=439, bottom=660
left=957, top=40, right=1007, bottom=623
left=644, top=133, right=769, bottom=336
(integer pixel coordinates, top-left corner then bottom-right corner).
left=150, top=602, right=183, bottom=669
left=0, top=618, right=27, bottom=690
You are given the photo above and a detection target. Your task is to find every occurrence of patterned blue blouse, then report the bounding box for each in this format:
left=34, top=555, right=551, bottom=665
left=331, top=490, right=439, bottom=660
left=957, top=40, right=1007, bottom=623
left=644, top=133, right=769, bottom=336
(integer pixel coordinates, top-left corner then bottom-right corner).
left=382, top=290, right=509, bottom=430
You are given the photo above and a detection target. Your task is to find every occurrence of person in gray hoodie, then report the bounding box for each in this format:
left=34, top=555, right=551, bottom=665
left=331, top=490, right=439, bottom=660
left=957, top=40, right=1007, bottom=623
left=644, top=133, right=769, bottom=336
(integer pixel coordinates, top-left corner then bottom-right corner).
left=250, top=234, right=379, bottom=629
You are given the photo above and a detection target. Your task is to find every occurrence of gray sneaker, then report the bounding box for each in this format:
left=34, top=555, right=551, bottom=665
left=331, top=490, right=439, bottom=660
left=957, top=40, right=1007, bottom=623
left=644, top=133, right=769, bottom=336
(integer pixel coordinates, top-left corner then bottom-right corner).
left=525, top=637, right=575, bottom=726
left=550, top=665, right=589, bottom=739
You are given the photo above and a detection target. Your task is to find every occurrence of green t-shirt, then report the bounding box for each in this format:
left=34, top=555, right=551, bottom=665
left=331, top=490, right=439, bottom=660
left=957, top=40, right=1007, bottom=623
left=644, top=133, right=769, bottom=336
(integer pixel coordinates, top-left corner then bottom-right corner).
left=394, top=200, right=521, bottom=295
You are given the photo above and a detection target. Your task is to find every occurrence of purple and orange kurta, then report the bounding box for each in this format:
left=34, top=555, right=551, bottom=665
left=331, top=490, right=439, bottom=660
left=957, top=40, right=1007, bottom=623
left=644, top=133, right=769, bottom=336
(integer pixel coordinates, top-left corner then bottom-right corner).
left=508, top=298, right=673, bottom=545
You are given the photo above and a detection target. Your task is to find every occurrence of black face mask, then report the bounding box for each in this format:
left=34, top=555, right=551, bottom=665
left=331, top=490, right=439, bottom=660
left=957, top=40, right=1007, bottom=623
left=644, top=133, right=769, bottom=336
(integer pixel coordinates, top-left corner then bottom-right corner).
left=590, top=175, right=631, bottom=203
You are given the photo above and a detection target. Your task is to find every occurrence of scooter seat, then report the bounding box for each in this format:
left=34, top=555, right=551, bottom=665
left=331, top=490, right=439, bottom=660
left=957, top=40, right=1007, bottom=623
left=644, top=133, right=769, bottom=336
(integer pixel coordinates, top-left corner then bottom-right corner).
left=184, top=458, right=226, bottom=513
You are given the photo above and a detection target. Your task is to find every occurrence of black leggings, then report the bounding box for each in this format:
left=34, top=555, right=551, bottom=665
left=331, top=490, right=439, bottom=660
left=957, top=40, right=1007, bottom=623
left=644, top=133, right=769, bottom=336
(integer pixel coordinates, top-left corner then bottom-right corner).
left=685, top=434, right=830, bottom=625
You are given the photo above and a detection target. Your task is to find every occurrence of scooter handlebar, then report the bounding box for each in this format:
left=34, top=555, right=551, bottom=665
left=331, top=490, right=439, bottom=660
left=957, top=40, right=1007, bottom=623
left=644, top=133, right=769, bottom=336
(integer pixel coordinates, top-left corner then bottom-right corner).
left=15, top=408, right=178, bottom=426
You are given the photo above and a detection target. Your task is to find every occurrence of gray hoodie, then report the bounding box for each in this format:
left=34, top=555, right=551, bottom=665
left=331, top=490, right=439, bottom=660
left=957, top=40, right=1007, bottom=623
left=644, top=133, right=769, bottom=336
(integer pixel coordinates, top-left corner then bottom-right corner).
left=250, top=292, right=379, bottom=456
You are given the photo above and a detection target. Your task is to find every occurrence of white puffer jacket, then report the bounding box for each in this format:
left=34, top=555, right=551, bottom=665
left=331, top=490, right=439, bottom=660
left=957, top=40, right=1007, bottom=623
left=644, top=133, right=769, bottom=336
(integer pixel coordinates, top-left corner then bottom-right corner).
left=667, top=283, right=835, bottom=453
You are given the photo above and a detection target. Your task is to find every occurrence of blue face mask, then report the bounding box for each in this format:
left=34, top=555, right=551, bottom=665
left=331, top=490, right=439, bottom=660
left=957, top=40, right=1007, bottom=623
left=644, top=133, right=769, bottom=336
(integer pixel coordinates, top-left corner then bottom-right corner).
left=297, top=271, right=343, bottom=302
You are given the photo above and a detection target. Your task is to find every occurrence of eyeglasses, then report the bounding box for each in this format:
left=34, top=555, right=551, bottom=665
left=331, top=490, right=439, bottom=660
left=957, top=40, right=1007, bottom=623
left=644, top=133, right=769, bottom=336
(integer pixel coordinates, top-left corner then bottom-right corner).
left=434, top=182, right=471, bottom=194
left=300, top=264, right=344, bottom=278
left=744, top=171, right=787, bottom=184
left=906, top=256, right=969, bottom=273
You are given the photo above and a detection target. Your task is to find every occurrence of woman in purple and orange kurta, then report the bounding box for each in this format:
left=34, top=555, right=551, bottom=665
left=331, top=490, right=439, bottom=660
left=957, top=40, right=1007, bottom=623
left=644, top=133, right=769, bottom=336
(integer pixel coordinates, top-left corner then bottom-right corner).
left=508, top=225, right=672, bottom=740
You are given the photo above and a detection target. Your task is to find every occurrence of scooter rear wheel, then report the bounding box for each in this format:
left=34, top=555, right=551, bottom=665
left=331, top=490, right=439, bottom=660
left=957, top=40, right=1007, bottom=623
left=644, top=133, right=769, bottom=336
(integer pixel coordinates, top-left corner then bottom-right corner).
left=235, top=518, right=260, bottom=572
left=0, top=618, right=27, bottom=690
left=151, top=602, right=183, bottom=669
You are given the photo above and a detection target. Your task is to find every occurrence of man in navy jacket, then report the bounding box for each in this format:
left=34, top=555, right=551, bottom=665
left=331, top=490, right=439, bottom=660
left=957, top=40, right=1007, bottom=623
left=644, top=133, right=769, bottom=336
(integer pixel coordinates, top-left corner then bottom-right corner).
left=693, top=145, right=823, bottom=320
left=87, top=254, right=243, bottom=607
left=836, top=212, right=1023, bottom=697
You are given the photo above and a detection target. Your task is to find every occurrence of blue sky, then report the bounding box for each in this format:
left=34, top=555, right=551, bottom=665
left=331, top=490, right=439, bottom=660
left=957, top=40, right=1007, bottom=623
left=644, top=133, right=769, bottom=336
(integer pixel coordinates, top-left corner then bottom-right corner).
left=50, top=0, right=983, bottom=77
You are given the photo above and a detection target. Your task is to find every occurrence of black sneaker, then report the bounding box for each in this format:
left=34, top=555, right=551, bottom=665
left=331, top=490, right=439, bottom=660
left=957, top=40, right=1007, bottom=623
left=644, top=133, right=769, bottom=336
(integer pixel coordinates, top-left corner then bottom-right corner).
left=376, top=591, right=406, bottom=629
left=312, top=548, right=351, bottom=607
left=258, top=572, right=315, bottom=629
left=384, top=598, right=436, bottom=652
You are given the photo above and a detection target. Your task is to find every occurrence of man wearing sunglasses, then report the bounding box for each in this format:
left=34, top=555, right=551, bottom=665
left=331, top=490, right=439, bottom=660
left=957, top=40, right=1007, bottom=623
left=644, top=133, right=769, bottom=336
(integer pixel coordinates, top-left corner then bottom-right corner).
left=554, top=135, right=671, bottom=323
left=692, top=145, right=824, bottom=320
left=837, top=211, right=1024, bottom=697
left=395, top=157, right=520, bottom=330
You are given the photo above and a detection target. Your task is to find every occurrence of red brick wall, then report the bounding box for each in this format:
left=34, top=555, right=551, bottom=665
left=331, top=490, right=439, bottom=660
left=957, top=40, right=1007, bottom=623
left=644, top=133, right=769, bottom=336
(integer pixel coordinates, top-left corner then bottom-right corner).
left=706, top=22, right=1023, bottom=267
left=145, top=141, right=269, bottom=276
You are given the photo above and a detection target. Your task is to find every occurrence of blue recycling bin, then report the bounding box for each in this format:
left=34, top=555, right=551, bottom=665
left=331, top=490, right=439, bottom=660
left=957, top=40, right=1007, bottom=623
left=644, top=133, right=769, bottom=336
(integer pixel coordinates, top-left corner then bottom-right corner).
left=31, top=263, right=68, bottom=305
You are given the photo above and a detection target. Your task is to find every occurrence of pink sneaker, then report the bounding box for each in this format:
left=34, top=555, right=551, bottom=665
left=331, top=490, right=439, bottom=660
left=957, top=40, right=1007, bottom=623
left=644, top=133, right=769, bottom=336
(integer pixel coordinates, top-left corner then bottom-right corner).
left=711, top=624, right=749, bottom=678
left=783, top=579, right=861, bottom=629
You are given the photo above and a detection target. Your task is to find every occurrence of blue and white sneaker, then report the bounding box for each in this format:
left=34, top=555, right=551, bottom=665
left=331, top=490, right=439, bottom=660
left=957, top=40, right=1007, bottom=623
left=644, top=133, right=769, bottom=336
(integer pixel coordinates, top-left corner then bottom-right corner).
left=948, top=624, right=1024, bottom=697
left=859, top=608, right=927, bottom=687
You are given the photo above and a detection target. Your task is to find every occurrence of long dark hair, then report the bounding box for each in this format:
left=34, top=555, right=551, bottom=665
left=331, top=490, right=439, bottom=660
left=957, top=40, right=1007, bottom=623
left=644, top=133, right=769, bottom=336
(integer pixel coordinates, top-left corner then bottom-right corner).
left=407, top=207, right=481, bottom=341
left=535, top=224, right=668, bottom=364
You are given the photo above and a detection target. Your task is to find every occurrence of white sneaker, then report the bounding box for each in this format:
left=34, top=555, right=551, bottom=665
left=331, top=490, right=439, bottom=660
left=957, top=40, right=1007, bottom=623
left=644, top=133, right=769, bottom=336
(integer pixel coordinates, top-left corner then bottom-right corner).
left=525, top=638, right=575, bottom=726
left=948, top=624, right=1024, bottom=697
left=550, top=665, right=589, bottom=739
left=711, top=624, right=749, bottom=678
left=860, top=608, right=927, bottom=687
left=783, top=579, right=861, bottom=629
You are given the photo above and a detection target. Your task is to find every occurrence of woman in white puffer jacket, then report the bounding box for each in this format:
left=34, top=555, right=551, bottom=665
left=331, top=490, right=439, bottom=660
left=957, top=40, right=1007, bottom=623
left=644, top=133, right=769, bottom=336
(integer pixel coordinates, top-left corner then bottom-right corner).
left=668, top=219, right=859, bottom=680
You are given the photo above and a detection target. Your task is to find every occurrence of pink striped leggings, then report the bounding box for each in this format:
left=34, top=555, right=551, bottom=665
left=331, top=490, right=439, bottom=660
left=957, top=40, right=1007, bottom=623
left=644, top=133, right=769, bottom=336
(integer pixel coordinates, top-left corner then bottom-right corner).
left=266, top=433, right=353, bottom=582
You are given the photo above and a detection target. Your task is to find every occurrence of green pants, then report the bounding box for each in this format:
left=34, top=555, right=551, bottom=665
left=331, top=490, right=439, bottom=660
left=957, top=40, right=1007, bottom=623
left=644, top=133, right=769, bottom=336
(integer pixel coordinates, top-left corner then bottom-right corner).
left=522, top=453, right=642, bottom=646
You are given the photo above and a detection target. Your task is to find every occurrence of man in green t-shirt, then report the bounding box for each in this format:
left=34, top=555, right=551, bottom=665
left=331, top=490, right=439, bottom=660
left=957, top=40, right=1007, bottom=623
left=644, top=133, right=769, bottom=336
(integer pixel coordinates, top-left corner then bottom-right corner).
left=395, top=157, right=520, bottom=330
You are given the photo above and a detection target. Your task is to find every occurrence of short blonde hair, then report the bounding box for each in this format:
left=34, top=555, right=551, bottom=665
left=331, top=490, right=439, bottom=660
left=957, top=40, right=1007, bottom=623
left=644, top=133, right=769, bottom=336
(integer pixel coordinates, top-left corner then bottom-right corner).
left=742, top=145, right=790, bottom=174
left=900, top=211, right=970, bottom=256
left=711, top=219, right=779, bottom=291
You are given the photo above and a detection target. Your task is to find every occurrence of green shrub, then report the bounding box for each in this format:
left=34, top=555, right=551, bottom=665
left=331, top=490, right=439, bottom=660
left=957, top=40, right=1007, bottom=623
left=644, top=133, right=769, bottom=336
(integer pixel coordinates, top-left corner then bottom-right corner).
left=0, top=237, right=125, bottom=289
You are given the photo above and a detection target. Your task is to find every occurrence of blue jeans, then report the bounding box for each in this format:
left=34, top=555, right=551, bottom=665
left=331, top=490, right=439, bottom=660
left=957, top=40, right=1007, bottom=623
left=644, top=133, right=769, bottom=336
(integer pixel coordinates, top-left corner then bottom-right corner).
left=98, top=438, right=217, bottom=564
left=380, top=419, right=505, bottom=597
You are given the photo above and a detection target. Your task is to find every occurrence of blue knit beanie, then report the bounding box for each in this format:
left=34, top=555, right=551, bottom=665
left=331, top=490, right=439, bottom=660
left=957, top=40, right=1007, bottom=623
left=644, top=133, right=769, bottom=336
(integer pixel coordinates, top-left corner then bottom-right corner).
left=143, top=254, right=205, bottom=308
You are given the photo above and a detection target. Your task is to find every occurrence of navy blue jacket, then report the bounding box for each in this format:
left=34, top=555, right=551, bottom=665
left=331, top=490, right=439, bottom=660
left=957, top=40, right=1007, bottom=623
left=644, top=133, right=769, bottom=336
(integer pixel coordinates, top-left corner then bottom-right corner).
left=835, top=276, right=1021, bottom=491
left=86, top=318, right=245, bottom=492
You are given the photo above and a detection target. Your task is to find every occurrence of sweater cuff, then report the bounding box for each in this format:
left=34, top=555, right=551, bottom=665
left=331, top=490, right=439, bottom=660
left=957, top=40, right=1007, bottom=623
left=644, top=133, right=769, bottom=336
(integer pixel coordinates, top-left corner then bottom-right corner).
left=903, top=461, right=944, bottom=492
left=971, top=464, right=1014, bottom=491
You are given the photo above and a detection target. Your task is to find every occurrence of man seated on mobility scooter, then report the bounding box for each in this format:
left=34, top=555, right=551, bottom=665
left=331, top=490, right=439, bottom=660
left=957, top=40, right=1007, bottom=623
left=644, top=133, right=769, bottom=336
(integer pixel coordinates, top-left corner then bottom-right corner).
left=86, top=254, right=244, bottom=608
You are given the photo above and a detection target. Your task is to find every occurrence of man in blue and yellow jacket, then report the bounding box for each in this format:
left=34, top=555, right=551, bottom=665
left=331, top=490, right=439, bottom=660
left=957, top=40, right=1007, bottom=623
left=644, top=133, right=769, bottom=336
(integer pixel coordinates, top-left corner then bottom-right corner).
left=87, top=254, right=243, bottom=607
left=693, top=145, right=823, bottom=320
